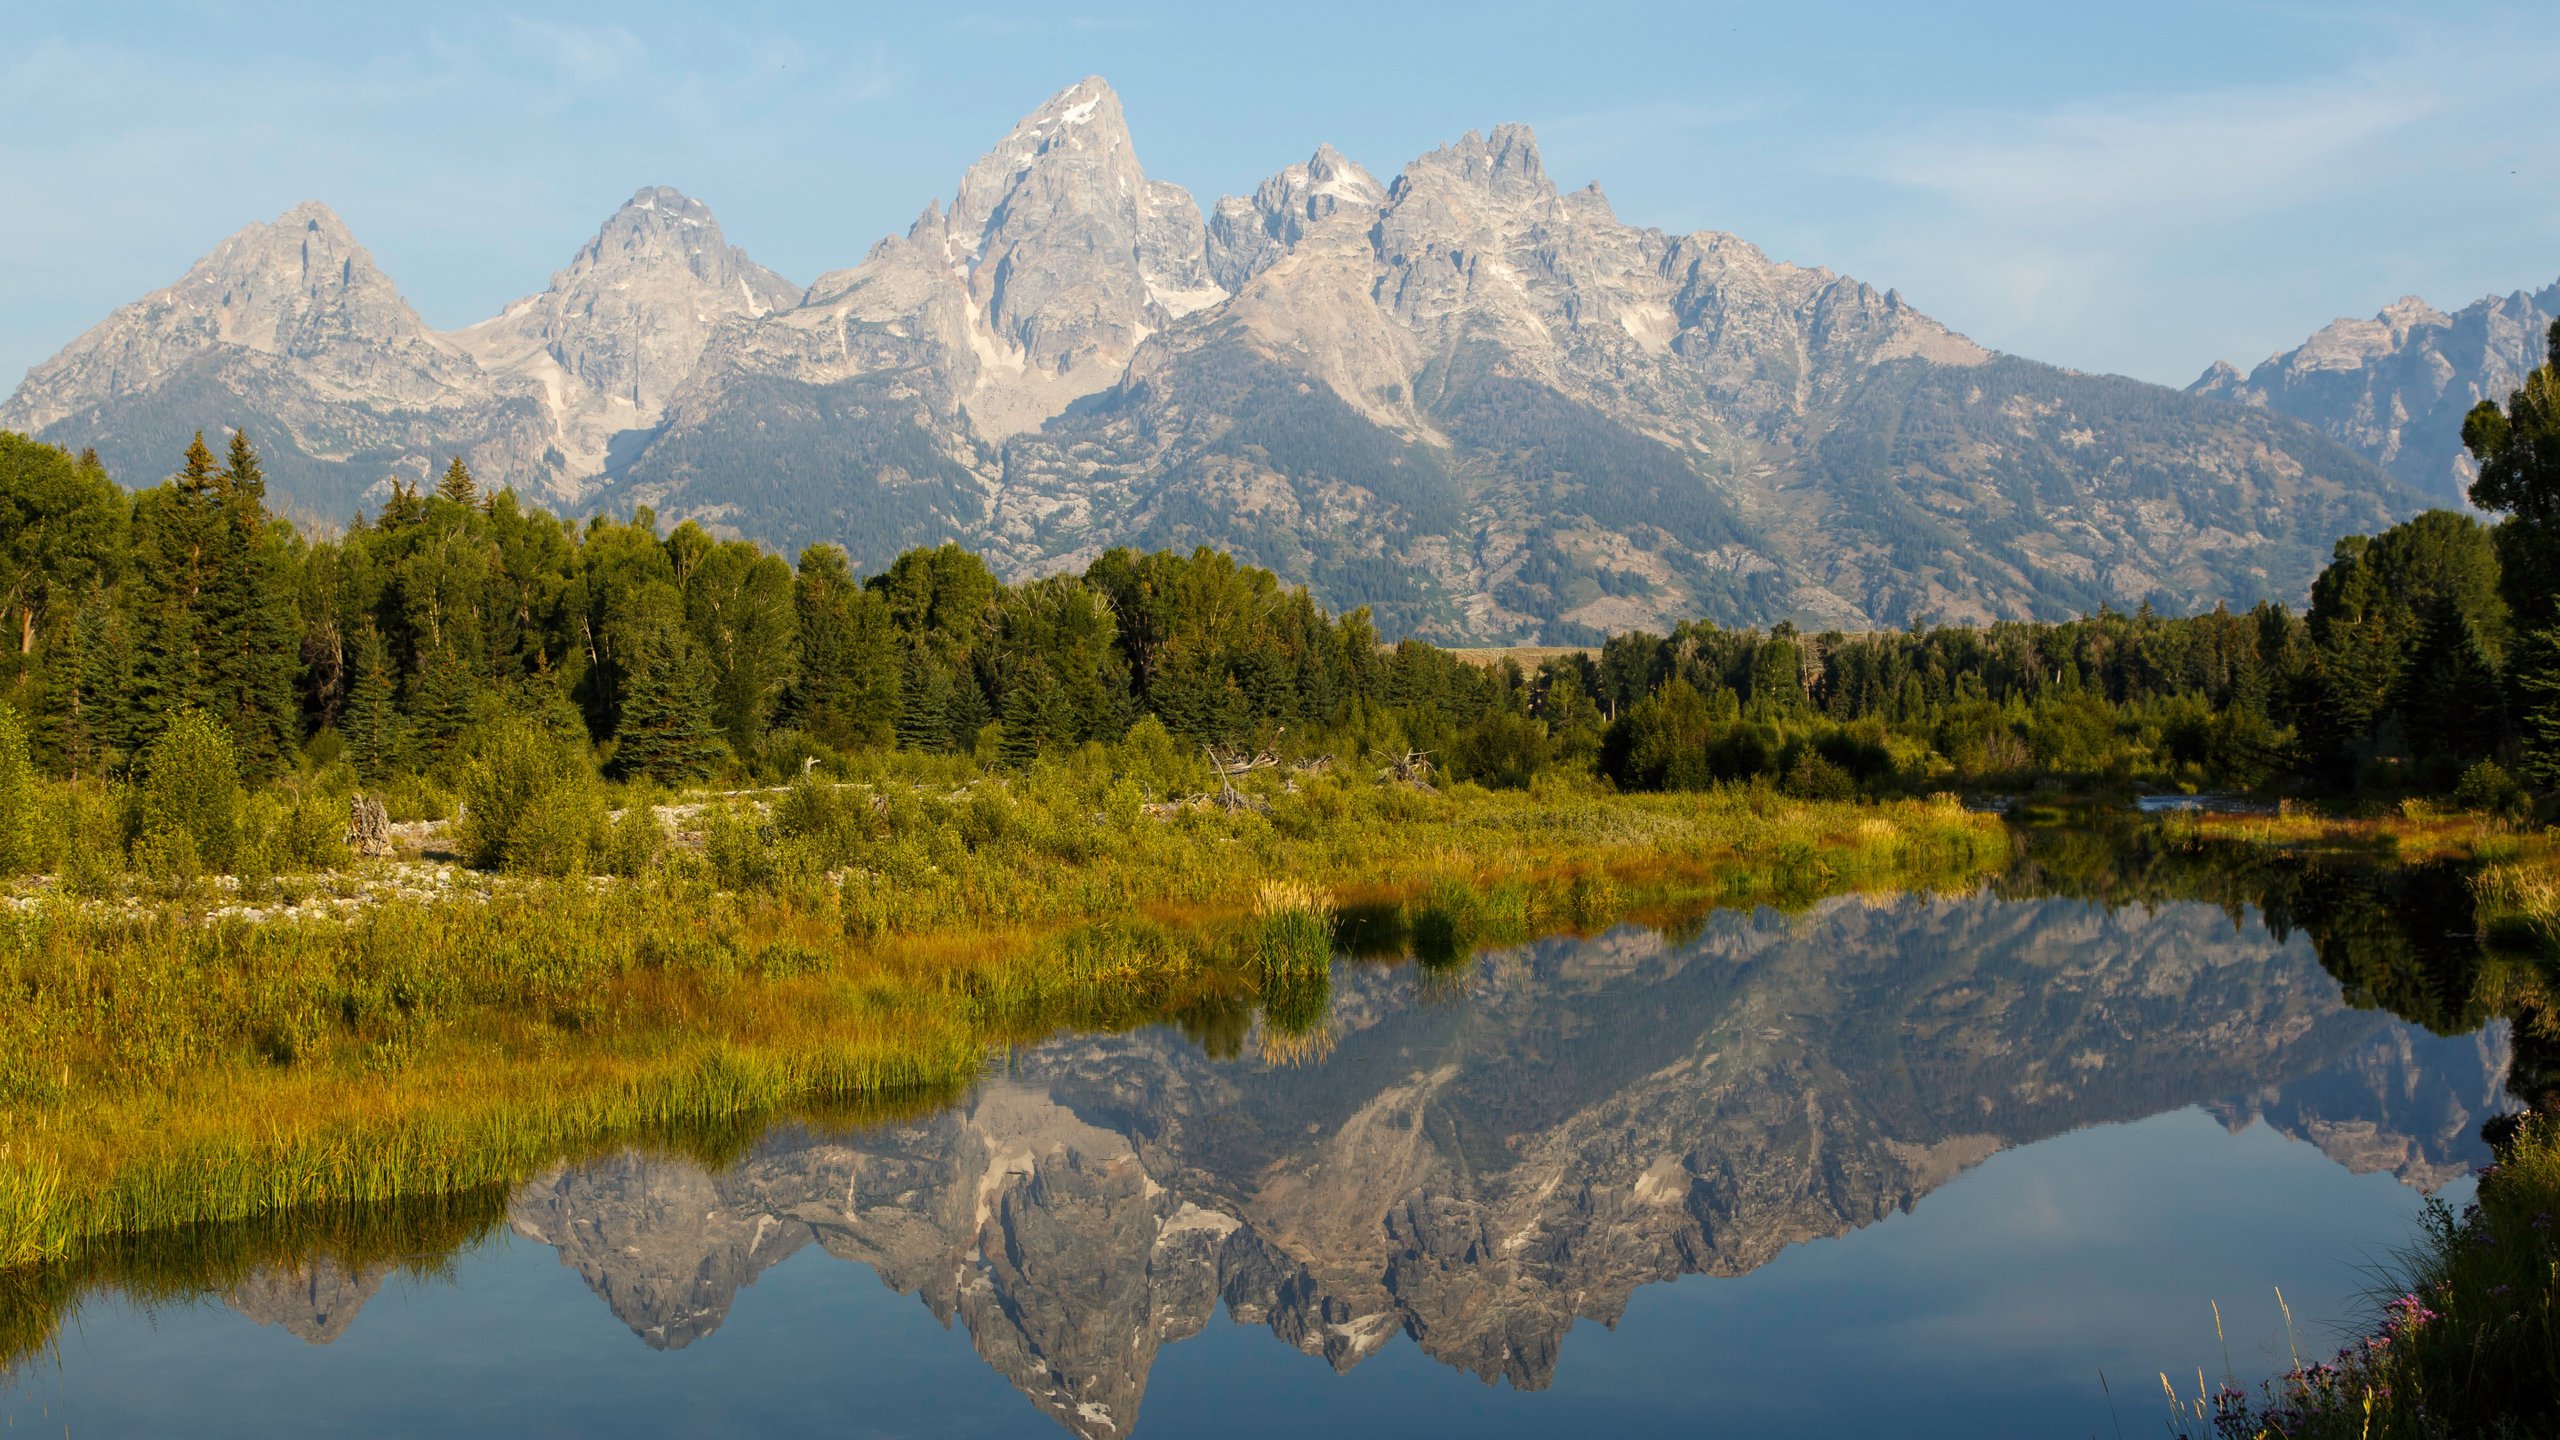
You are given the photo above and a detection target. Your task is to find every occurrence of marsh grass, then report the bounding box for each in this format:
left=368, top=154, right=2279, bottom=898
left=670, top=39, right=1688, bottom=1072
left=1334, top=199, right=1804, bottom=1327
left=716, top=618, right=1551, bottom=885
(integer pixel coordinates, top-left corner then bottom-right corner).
left=0, top=775, right=2004, bottom=1301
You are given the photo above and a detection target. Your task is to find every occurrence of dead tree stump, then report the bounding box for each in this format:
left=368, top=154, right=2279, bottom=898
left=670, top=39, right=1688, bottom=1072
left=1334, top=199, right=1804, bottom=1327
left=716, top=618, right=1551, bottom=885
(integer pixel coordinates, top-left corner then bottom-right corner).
left=347, top=793, right=394, bottom=857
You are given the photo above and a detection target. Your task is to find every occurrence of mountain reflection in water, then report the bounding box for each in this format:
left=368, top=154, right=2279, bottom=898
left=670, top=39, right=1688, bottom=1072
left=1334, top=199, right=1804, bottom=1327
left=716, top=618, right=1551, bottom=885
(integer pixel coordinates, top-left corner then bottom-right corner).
left=172, top=888, right=2511, bottom=1440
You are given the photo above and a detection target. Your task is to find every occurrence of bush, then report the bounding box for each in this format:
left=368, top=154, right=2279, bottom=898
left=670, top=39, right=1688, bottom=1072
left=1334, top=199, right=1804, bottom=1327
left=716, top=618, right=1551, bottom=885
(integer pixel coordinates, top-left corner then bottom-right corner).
left=0, top=704, right=32, bottom=877
left=598, top=785, right=667, bottom=878
left=1783, top=750, right=1858, bottom=802
left=2453, top=759, right=2529, bottom=819
left=454, top=717, right=606, bottom=876
left=57, top=783, right=128, bottom=895
left=136, top=711, right=243, bottom=872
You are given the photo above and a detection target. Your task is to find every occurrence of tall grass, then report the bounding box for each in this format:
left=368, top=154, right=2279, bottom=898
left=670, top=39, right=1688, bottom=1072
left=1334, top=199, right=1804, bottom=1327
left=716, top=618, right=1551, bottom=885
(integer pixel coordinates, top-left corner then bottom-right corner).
left=0, top=770, right=2007, bottom=1290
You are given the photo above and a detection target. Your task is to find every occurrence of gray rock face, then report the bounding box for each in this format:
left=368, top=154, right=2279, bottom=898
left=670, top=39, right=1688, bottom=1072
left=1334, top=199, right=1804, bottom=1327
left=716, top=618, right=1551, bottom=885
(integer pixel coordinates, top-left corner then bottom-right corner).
left=6, top=78, right=2424, bottom=634
left=0, top=188, right=793, bottom=517
left=221, top=1257, right=388, bottom=1344
left=449, top=187, right=800, bottom=494
left=490, top=895, right=2495, bottom=1435
left=2190, top=283, right=2560, bottom=507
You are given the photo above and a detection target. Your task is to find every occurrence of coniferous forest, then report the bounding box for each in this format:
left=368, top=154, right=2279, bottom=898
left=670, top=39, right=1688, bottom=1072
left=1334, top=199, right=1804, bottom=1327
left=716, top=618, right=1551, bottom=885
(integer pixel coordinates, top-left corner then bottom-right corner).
left=2, top=321, right=2551, bottom=817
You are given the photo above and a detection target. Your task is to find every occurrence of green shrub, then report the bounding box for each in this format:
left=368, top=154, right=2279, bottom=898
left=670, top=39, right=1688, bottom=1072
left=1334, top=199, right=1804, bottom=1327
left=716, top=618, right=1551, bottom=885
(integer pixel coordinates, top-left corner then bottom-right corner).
left=57, top=783, right=127, bottom=895
left=2453, top=759, right=2528, bottom=819
left=1783, top=750, right=1858, bottom=802
left=773, top=775, right=873, bottom=865
left=703, top=807, right=779, bottom=891
left=454, top=718, right=606, bottom=876
left=599, top=787, right=667, bottom=878
left=137, top=711, right=243, bottom=872
left=0, top=704, right=32, bottom=877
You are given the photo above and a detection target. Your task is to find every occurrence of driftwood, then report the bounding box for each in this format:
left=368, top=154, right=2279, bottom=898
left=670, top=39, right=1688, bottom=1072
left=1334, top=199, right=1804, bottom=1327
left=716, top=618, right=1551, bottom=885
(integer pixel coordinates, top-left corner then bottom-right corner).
left=1202, top=744, right=1279, bottom=813
left=346, top=793, right=394, bottom=857
left=1376, top=749, right=1437, bottom=791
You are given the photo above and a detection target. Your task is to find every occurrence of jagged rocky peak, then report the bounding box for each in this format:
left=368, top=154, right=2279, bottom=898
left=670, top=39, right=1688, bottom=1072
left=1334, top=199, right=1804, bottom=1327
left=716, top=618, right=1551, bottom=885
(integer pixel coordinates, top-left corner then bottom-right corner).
left=222, top=1258, right=388, bottom=1345
left=1398, top=122, right=1554, bottom=204
left=1207, top=142, right=1388, bottom=288
left=942, top=75, right=1212, bottom=365
left=167, top=200, right=429, bottom=355
left=783, top=74, right=1216, bottom=440
left=455, top=186, right=796, bottom=417
left=573, top=186, right=798, bottom=302
left=2186, top=277, right=2560, bottom=504
left=0, top=199, right=462, bottom=436
left=442, top=186, right=798, bottom=491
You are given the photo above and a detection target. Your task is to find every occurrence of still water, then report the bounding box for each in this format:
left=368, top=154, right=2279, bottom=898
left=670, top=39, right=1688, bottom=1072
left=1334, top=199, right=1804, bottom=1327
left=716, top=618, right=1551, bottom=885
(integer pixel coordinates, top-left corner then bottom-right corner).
left=3, top=883, right=2513, bottom=1438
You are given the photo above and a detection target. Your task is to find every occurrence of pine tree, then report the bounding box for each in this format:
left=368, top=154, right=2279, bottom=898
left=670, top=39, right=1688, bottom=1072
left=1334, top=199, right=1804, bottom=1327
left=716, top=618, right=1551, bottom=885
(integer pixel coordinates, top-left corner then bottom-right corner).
left=405, top=642, right=481, bottom=769
left=894, top=648, right=951, bottom=752
left=998, top=665, right=1063, bottom=766
left=610, top=622, right=726, bottom=783
left=127, top=433, right=224, bottom=746
left=74, top=591, right=138, bottom=771
left=30, top=606, right=91, bottom=778
left=204, top=432, right=301, bottom=775
left=342, top=625, right=406, bottom=780
left=435, top=456, right=479, bottom=507
left=945, top=663, right=992, bottom=752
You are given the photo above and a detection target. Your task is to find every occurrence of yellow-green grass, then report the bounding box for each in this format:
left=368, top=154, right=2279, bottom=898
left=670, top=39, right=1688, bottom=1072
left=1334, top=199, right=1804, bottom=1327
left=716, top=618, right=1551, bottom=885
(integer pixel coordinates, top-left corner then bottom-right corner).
left=2162, top=805, right=2519, bottom=865
left=0, top=781, right=2006, bottom=1287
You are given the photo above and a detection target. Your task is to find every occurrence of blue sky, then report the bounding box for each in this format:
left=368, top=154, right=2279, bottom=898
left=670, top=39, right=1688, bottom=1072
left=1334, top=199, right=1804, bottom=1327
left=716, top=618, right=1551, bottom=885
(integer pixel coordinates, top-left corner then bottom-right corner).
left=3, top=0, right=2555, bottom=390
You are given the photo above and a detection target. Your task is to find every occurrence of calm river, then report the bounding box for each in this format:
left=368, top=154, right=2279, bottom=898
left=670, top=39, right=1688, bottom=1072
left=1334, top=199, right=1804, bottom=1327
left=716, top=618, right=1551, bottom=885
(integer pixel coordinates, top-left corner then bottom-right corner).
left=2, top=854, right=2515, bottom=1437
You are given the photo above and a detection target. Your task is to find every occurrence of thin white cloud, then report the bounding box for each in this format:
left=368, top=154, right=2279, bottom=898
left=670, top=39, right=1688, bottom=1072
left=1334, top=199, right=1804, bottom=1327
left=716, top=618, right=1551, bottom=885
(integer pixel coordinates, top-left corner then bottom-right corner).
left=1860, top=70, right=2445, bottom=234
left=1829, top=28, right=2560, bottom=379
left=505, top=17, right=647, bottom=88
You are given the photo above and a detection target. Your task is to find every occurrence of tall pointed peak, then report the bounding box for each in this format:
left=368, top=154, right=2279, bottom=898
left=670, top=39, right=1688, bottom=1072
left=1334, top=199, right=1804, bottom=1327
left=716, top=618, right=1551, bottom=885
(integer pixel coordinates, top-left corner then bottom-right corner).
left=1401, top=122, right=1553, bottom=203
left=951, top=76, right=1141, bottom=236
left=1302, top=143, right=1385, bottom=203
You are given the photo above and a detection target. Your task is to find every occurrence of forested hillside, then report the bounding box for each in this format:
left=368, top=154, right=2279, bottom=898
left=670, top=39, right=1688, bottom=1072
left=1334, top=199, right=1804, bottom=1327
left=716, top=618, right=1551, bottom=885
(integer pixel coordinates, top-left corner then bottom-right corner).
left=3, top=315, right=2549, bottom=812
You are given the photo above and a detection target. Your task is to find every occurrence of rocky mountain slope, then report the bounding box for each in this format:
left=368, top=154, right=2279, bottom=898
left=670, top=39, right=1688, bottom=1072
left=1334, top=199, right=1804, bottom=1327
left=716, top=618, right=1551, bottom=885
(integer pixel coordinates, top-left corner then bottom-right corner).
left=2190, top=281, right=2560, bottom=508
left=473, top=894, right=2492, bottom=1437
left=7, top=78, right=2424, bottom=637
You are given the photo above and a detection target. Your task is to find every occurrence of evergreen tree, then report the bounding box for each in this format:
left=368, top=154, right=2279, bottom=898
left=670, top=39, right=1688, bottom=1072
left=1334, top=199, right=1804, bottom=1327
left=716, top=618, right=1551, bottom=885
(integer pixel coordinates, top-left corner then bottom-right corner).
left=610, top=620, right=726, bottom=783
left=204, top=432, right=302, bottom=774
left=405, top=642, right=481, bottom=768
left=28, top=607, right=86, bottom=776
left=2466, top=319, right=2560, bottom=626
left=73, top=590, right=138, bottom=770
left=127, top=433, right=225, bottom=745
left=893, top=648, right=951, bottom=752
left=998, top=664, right=1064, bottom=766
left=435, top=456, right=479, bottom=507
left=341, top=625, right=406, bottom=780
left=945, top=662, right=993, bottom=752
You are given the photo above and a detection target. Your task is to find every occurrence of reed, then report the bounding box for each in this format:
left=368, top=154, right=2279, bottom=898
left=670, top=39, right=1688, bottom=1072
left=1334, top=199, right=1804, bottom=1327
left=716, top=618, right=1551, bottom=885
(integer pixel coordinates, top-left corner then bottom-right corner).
left=0, top=774, right=2008, bottom=1279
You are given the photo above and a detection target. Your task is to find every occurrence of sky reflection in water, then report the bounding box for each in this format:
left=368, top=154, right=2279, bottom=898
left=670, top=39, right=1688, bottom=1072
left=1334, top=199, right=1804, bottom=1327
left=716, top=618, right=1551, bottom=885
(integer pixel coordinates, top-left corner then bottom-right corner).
left=3, top=887, right=2508, bottom=1439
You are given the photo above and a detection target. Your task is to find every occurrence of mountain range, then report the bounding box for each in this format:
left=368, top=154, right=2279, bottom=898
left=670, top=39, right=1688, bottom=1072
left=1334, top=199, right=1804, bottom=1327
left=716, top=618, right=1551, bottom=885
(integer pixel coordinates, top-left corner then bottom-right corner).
left=2191, top=281, right=2560, bottom=508
left=3, top=77, right=2482, bottom=641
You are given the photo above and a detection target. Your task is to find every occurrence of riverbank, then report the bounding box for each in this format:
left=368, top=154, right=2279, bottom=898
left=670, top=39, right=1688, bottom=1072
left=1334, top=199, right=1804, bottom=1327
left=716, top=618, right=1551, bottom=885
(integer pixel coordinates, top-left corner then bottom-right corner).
left=2136, top=801, right=2560, bottom=1437
left=0, top=776, right=2004, bottom=1278
left=2166, top=1115, right=2560, bottom=1440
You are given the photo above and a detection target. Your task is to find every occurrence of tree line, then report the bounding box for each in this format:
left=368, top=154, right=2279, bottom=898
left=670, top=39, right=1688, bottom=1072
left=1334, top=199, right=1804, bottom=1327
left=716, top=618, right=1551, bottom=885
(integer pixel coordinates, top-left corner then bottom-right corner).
left=0, top=320, right=2553, bottom=805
